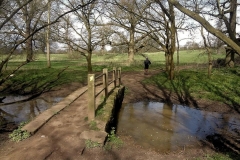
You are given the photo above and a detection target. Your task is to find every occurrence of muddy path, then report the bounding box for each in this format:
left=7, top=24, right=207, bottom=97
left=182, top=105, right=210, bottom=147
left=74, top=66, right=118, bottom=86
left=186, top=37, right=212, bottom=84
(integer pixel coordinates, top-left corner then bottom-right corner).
left=0, top=70, right=239, bottom=160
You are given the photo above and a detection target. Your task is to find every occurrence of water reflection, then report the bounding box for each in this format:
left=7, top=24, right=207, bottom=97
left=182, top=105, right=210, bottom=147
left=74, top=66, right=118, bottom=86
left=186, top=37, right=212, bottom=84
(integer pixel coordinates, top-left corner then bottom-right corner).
left=117, top=102, right=240, bottom=153
left=0, top=96, right=63, bottom=124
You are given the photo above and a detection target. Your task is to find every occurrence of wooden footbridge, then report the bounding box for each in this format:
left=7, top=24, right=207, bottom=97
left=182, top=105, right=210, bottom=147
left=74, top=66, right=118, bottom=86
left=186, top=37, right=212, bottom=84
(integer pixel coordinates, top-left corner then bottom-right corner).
left=1, top=67, right=124, bottom=160
left=22, top=67, right=123, bottom=134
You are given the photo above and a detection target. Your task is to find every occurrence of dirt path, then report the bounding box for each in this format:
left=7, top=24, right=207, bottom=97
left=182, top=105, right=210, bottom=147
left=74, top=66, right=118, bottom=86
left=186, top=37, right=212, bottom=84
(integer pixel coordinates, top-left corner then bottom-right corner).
left=0, top=70, right=239, bottom=160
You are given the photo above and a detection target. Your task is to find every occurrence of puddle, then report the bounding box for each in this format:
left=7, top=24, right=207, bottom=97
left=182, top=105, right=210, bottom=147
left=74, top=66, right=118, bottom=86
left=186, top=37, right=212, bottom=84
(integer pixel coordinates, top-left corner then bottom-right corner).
left=0, top=95, right=63, bottom=124
left=117, top=102, right=240, bottom=153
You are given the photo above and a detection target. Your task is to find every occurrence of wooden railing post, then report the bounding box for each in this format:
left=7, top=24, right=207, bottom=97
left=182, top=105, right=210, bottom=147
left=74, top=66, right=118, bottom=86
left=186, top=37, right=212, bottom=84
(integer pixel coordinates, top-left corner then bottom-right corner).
left=103, top=68, right=108, bottom=98
left=113, top=67, right=116, bottom=88
left=118, top=67, right=121, bottom=86
left=88, top=74, right=95, bottom=120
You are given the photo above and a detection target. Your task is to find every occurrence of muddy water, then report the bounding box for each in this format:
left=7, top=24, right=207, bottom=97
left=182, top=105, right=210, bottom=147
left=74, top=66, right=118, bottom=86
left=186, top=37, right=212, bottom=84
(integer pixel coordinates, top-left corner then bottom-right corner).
left=0, top=96, right=63, bottom=124
left=117, top=102, right=240, bottom=153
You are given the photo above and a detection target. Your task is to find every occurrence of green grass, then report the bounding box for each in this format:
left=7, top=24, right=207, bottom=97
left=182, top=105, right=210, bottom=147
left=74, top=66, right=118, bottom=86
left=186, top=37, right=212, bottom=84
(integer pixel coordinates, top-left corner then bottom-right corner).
left=89, top=120, right=99, bottom=131
left=203, top=153, right=237, bottom=160
left=1, top=51, right=164, bottom=95
left=1, top=50, right=238, bottom=104
left=85, top=139, right=101, bottom=148
left=174, top=49, right=225, bottom=64
left=105, top=127, right=123, bottom=150
left=1, top=66, right=88, bottom=95
left=143, top=67, right=240, bottom=108
left=4, top=49, right=226, bottom=71
left=9, top=122, right=30, bottom=142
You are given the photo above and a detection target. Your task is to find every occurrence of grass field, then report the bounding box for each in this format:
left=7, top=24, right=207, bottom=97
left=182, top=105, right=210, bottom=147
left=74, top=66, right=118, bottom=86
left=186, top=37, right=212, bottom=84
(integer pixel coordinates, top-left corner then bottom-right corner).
left=4, top=49, right=226, bottom=69
left=2, top=50, right=226, bottom=77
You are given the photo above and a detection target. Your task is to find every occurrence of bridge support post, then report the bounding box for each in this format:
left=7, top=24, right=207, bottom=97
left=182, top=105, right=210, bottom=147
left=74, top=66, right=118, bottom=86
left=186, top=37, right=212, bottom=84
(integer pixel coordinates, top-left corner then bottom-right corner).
left=88, top=74, right=95, bottom=120
left=118, top=67, right=121, bottom=86
left=103, top=68, right=108, bottom=98
left=113, top=67, right=116, bottom=88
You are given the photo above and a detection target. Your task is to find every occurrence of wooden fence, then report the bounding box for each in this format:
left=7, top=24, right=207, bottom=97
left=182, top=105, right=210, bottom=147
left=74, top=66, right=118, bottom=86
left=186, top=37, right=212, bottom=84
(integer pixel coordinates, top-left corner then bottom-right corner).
left=88, top=67, right=122, bottom=120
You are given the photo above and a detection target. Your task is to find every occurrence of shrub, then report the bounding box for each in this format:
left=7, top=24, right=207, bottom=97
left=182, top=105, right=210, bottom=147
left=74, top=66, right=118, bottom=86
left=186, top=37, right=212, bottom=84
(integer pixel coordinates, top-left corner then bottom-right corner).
left=9, top=122, right=30, bottom=142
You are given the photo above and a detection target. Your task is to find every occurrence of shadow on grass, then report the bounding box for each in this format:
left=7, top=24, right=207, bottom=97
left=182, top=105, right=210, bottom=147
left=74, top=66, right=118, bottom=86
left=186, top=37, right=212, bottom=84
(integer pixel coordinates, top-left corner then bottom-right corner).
left=203, top=82, right=240, bottom=113
left=202, top=133, right=240, bottom=160
left=229, top=69, right=240, bottom=77
left=145, top=70, right=240, bottom=113
left=141, top=72, right=199, bottom=108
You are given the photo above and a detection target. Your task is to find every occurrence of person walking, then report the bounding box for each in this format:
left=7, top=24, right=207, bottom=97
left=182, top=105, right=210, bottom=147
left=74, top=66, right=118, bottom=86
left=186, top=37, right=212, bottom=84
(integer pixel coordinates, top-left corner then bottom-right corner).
left=144, top=57, right=151, bottom=74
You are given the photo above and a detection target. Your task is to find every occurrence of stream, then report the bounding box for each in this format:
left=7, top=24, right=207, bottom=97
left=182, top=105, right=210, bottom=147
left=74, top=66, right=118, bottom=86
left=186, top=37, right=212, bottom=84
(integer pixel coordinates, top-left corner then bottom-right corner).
left=0, top=95, right=63, bottom=125
left=117, top=101, right=240, bottom=153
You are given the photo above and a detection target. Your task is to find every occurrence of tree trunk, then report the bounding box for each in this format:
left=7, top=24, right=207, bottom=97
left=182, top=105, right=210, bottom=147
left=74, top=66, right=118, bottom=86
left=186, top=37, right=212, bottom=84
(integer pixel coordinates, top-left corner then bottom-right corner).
left=168, top=51, right=174, bottom=80
left=208, top=61, right=212, bottom=78
left=225, top=47, right=235, bottom=67
left=165, top=52, right=169, bottom=72
left=208, top=50, right=212, bottom=78
left=46, top=0, right=51, bottom=68
left=176, top=32, right=179, bottom=66
left=165, top=50, right=174, bottom=79
left=168, top=2, right=176, bottom=80
left=165, top=52, right=168, bottom=72
left=128, top=29, right=135, bottom=64
left=26, top=36, right=33, bottom=62
left=224, top=1, right=237, bottom=66
left=25, top=18, right=33, bottom=62
left=201, top=26, right=212, bottom=78
left=86, top=54, right=93, bottom=73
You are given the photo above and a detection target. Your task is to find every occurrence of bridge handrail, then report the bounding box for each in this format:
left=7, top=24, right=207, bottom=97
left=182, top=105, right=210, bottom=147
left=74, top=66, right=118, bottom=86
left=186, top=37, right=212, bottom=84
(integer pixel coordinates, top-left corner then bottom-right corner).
left=87, top=67, right=121, bottom=120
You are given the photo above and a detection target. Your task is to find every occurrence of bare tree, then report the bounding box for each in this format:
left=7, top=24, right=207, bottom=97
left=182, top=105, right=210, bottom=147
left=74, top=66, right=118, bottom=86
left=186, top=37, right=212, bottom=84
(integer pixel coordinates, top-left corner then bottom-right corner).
left=98, top=25, right=113, bottom=55
left=0, top=0, right=35, bottom=30
left=168, top=0, right=240, bottom=67
left=0, top=0, right=97, bottom=85
left=102, top=0, right=151, bottom=64
left=57, top=0, right=101, bottom=73
left=10, top=0, right=48, bottom=62
left=136, top=0, right=178, bottom=79
left=0, top=0, right=35, bottom=72
left=201, top=26, right=212, bottom=78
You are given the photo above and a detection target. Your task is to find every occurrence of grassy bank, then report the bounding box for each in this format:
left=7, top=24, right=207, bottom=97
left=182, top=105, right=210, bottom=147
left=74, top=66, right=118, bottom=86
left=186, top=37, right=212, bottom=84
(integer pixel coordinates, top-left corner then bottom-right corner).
left=143, top=67, right=240, bottom=110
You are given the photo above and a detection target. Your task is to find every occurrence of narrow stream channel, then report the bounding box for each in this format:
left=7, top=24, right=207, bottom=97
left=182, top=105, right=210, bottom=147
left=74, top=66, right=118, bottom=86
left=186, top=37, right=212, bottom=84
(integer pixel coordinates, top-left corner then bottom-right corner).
left=0, top=96, right=63, bottom=124
left=117, top=101, right=240, bottom=153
